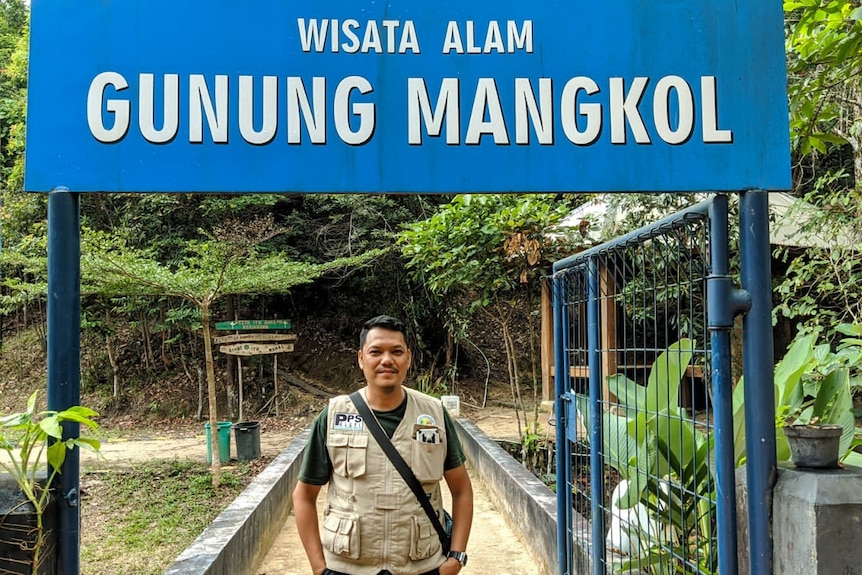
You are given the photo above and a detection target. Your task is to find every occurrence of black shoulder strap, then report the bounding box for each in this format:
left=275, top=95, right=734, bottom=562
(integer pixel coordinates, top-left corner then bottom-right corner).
left=348, top=390, right=448, bottom=546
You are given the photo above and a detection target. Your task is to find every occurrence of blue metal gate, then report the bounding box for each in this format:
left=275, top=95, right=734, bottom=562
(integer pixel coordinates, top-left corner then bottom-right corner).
left=552, top=194, right=774, bottom=575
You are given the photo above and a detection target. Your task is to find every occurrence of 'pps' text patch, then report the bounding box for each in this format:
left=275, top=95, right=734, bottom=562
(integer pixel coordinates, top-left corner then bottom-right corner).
left=334, top=412, right=364, bottom=431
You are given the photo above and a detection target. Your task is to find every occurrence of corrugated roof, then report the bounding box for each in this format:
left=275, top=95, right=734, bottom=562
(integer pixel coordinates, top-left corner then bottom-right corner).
left=557, top=193, right=857, bottom=250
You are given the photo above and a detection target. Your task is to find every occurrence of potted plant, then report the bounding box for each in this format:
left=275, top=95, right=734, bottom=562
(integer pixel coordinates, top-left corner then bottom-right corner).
left=0, top=392, right=102, bottom=574
left=733, top=324, right=860, bottom=470
left=781, top=419, right=844, bottom=469
left=774, top=325, right=859, bottom=469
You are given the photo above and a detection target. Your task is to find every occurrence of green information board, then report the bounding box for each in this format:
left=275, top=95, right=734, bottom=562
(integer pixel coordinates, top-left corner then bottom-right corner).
left=215, top=319, right=292, bottom=331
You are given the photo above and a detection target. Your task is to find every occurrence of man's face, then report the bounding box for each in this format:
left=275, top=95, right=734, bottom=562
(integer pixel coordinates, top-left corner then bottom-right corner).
left=358, top=327, right=412, bottom=391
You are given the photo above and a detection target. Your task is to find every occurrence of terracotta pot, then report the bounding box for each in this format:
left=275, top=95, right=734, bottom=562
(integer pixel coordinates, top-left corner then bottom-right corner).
left=783, top=424, right=843, bottom=469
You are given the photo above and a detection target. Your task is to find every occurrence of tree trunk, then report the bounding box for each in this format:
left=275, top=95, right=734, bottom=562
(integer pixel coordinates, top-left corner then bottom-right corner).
left=106, top=333, right=120, bottom=398
left=444, top=332, right=454, bottom=391
left=34, top=300, right=47, bottom=353
left=179, top=348, right=205, bottom=420
left=525, top=286, right=540, bottom=423
left=274, top=355, right=279, bottom=417
left=227, top=375, right=236, bottom=420
left=238, top=358, right=245, bottom=422
left=140, top=310, right=155, bottom=372
left=489, top=300, right=526, bottom=439
left=501, top=318, right=524, bottom=439
left=201, top=302, right=222, bottom=487
left=196, top=364, right=205, bottom=421
left=160, top=303, right=171, bottom=368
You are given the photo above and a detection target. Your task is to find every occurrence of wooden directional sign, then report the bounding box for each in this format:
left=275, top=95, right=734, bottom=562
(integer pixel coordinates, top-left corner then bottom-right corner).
left=215, top=319, right=292, bottom=331
left=219, top=343, right=295, bottom=356
left=212, top=333, right=298, bottom=345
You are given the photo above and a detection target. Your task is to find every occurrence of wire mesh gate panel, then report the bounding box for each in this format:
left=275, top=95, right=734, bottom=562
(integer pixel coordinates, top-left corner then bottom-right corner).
left=552, top=198, right=734, bottom=575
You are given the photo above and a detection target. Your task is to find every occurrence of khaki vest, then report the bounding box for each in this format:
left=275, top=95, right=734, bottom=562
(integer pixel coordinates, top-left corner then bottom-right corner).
left=323, top=387, right=448, bottom=575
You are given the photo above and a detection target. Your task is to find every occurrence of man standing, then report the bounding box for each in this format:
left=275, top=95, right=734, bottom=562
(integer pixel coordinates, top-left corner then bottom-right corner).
left=294, top=315, right=473, bottom=575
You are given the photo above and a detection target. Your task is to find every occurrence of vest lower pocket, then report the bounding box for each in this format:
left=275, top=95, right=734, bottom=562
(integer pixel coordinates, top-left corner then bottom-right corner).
left=329, top=432, right=368, bottom=478
left=410, top=434, right=445, bottom=482
left=409, top=514, right=442, bottom=560
left=322, top=508, right=360, bottom=560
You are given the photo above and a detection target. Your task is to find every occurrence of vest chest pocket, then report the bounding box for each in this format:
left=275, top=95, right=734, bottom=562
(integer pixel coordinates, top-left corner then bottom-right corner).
left=411, top=431, right=445, bottom=482
left=329, top=432, right=368, bottom=478
left=322, top=508, right=361, bottom=560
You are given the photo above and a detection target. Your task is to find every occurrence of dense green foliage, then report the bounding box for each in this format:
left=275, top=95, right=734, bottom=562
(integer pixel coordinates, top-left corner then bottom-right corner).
left=0, top=2, right=860, bottom=572
left=773, top=183, right=862, bottom=337
left=773, top=1, right=862, bottom=339
left=0, top=0, right=858, bottom=408
left=400, top=193, right=587, bottom=432
left=400, top=194, right=582, bottom=321
left=785, top=0, right=862, bottom=162
left=602, top=341, right=717, bottom=574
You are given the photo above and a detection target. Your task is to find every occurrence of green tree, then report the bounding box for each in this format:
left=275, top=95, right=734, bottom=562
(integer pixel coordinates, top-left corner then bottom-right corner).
left=773, top=179, right=862, bottom=338
left=785, top=0, right=862, bottom=181
left=82, top=215, right=384, bottom=485
left=400, top=194, right=585, bottom=436
left=0, top=0, right=27, bottom=176
left=0, top=2, right=40, bottom=246
left=776, top=0, right=862, bottom=339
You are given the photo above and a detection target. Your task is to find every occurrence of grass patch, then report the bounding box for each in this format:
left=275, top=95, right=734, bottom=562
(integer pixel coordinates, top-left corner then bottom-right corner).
left=81, top=458, right=262, bottom=575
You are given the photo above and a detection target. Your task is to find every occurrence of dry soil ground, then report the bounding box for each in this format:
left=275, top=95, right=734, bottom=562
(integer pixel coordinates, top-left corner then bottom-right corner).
left=79, top=402, right=535, bottom=465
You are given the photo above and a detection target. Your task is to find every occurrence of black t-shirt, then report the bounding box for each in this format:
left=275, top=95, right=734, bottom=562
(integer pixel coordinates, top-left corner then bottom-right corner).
left=298, top=394, right=467, bottom=485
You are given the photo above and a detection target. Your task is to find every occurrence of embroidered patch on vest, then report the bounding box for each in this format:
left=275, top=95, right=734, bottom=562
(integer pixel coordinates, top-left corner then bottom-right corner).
left=416, top=413, right=436, bottom=426
left=333, top=412, right=364, bottom=431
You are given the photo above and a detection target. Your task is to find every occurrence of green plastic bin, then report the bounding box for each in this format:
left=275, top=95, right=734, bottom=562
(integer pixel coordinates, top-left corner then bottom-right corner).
left=205, top=421, right=232, bottom=464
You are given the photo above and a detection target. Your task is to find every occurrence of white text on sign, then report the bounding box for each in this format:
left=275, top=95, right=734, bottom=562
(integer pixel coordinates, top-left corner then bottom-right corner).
left=86, top=18, right=731, bottom=148
left=87, top=74, right=731, bottom=147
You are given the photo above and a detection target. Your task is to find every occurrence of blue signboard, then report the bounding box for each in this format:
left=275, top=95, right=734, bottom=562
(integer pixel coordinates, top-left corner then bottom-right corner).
left=25, top=0, right=791, bottom=193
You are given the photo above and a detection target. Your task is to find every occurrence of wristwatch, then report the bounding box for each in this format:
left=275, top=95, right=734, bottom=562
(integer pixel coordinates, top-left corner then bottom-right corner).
left=447, top=550, right=468, bottom=567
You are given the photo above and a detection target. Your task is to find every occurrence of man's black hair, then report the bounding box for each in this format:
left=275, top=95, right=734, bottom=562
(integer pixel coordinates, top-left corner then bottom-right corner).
left=359, top=315, right=407, bottom=349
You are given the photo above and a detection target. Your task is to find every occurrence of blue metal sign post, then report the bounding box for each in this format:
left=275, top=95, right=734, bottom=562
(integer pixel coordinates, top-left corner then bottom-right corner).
left=46, top=190, right=81, bottom=575
left=739, top=191, right=778, bottom=575
left=26, top=0, right=789, bottom=194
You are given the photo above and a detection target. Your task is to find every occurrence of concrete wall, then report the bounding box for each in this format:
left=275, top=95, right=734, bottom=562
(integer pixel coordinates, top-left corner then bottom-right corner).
left=773, top=464, right=862, bottom=575
left=163, top=428, right=308, bottom=575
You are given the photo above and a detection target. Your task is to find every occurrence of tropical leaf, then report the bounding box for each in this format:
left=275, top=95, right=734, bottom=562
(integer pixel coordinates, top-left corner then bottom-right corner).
left=645, top=339, right=695, bottom=414
left=607, top=374, right=645, bottom=410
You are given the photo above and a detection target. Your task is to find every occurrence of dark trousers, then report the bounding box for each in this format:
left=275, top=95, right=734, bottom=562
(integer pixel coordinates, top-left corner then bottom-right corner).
left=323, top=569, right=439, bottom=575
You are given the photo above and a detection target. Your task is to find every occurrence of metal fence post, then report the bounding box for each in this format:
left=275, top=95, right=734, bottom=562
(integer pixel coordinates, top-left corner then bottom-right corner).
left=553, top=273, right=572, bottom=575
left=739, top=190, right=777, bottom=575
left=707, top=194, right=750, bottom=575
left=586, top=256, right=605, bottom=575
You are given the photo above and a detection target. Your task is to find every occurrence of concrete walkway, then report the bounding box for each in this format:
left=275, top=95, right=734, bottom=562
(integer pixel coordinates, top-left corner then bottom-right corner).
left=159, top=414, right=556, bottom=575
left=255, top=463, right=543, bottom=574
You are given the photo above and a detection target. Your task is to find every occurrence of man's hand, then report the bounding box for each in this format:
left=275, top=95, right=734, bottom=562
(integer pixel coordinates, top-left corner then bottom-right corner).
left=439, top=557, right=462, bottom=575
